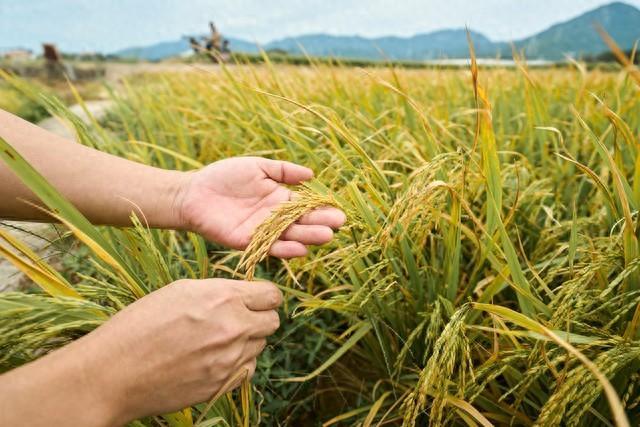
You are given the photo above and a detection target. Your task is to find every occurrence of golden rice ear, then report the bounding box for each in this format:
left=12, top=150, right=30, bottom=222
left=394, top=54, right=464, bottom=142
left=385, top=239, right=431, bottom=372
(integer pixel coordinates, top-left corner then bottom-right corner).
left=237, top=188, right=339, bottom=281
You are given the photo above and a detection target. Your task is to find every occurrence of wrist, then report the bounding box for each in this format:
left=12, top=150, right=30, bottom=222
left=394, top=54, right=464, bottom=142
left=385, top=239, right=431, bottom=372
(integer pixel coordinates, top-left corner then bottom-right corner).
left=71, top=327, right=135, bottom=426
left=149, top=168, right=193, bottom=231
left=0, top=335, right=129, bottom=427
left=65, top=336, right=130, bottom=426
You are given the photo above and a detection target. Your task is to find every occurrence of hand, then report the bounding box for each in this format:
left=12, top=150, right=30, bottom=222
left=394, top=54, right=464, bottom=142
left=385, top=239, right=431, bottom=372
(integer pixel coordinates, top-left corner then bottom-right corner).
left=176, top=157, right=346, bottom=258
left=0, top=279, right=283, bottom=426
left=88, top=279, right=283, bottom=423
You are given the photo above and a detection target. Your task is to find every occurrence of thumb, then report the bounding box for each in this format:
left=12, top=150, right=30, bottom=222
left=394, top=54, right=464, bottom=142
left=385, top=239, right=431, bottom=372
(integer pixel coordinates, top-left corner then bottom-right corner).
left=259, top=158, right=314, bottom=184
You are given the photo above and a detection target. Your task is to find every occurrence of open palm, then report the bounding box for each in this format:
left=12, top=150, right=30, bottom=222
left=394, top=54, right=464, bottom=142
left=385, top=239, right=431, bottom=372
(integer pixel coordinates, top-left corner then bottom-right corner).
left=178, top=157, right=345, bottom=258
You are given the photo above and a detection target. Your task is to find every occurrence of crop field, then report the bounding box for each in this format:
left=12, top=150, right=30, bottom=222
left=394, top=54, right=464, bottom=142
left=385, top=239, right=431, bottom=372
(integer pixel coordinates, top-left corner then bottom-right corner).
left=1, top=55, right=640, bottom=426
left=0, top=77, right=102, bottom=123
left=0, top=82, right=50, bottom=123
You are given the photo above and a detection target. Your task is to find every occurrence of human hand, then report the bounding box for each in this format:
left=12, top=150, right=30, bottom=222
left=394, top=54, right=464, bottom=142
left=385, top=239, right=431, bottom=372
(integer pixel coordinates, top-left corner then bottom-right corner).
left=175, top=157, right=346, bottom=258
left=75, top=279, right=282, bottom=424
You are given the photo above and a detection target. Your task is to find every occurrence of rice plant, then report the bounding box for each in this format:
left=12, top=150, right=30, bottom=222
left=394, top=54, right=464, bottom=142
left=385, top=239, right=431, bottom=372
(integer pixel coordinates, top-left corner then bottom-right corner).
left=2, top=41, right=640, bottom=426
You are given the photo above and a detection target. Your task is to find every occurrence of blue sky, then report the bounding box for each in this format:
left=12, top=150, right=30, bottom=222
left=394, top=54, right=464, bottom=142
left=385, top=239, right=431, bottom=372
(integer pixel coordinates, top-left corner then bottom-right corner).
left=1, top=0, right=639, bottom=53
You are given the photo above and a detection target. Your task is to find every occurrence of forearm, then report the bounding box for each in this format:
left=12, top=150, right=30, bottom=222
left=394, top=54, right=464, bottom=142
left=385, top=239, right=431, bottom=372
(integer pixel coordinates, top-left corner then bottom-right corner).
left=0, top=109, right=188, bottom=228
left=0, top=337, right=125, bottom=427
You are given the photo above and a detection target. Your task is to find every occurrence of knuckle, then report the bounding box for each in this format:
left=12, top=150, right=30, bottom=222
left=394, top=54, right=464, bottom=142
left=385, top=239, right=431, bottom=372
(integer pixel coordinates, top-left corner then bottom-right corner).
left=207, top=359, right=229, bottom=379
left=217, top=292, right=236, bottom=307
left=264, top=284, right=283, bottom=307
left=246, top=359, right=257, bottom=379
left=219, top=348, right=244, bottom=371
left=218, top=322, right=243, bottom=342
left=212, top=286, right=242, bottom=308
left=204, top=360, right=226, bottom=383
left=172, top=279, right=213, bottom=302
left=221, top=355, right=238, bottom=371
left=269, top=311, right=281, bottom=331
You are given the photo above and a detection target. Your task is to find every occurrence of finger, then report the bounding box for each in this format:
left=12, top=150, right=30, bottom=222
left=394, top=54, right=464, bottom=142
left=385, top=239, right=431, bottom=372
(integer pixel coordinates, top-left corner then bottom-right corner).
left=234, top=280, right=283, bottom=311
left=259, top=158, right=314, bottom=184
left=298, top=207, right=346, bottom=229
left=243, top=338, right=267, bottom=359
left=268, top=240, right=308, bottom=259
left=244, top=359, right=257, bottom=380
left=280, top=224, right=333, bottom=245
left=247, top=310, right=280, bottom=338
left=224, top=359, right=258, bottom=393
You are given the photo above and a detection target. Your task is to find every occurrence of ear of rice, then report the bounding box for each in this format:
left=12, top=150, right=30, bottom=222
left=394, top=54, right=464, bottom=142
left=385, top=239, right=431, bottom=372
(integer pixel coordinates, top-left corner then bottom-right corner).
left=238, top=187, right=339, bottom=281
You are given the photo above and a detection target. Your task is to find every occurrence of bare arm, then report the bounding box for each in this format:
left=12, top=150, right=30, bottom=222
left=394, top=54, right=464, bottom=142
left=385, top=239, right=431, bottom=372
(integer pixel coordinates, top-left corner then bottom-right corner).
left=0, top=109, right=345, bottom=258
left=0, top=108, right=186, bottom=228
left=0, top=279, right=283, bottom=427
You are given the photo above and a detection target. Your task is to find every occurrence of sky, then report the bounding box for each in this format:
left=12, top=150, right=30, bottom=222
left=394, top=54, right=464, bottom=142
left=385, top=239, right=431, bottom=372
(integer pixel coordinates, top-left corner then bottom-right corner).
left=1, top=0, right=640, bottom=53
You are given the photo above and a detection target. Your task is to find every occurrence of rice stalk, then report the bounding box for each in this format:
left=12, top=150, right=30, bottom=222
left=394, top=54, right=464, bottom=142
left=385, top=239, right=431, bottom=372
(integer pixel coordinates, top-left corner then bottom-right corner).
left=237, top=187, right=339, bottom=280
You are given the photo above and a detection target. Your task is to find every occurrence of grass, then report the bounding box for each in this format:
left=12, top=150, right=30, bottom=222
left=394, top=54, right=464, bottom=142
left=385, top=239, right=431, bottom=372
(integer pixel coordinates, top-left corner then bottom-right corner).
left=0, top=72, right=103, bottom=123
left=1, top=40, right=640, bottom=426
left=0, top=82, right=50, bottom=122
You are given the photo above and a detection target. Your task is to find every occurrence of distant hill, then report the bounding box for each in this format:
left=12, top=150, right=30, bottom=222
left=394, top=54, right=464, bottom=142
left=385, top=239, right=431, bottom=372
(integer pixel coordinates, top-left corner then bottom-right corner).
left=116, top=40, right=189, bottom=61
left=265, top=30, right=499, bottom=60
left=113, top=30, right=499, bottom=61
left=513, top=2, right=640, bottom=59
left=115, top=37, right=259, bottom=61
left=113, top=2, right=640, bottom=61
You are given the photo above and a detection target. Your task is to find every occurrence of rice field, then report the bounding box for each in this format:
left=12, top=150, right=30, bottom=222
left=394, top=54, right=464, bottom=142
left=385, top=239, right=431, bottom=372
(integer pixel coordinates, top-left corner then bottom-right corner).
left=0, top=77, right=102, bottom=122
left=0, top=82, right=49, bottom=123
left=1, top=53, right=640, bottom=426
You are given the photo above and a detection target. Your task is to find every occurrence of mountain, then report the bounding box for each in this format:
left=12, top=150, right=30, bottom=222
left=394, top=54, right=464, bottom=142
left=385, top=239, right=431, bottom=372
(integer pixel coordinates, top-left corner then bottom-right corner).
left=115, top=37, right=259, bottom=61
left=513, top=2, right=640, bottom=59
left=116, top=39, right=190, bottom=61
left=264, top=30, right=499, bottom=60
left=113, top=2, right=640, bottom=61
left=114, top=30, right=494, bottom=61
